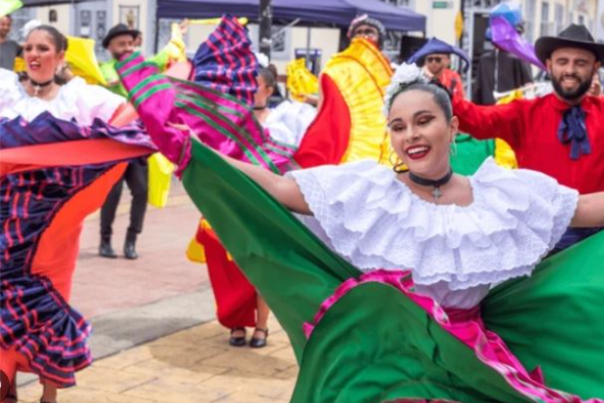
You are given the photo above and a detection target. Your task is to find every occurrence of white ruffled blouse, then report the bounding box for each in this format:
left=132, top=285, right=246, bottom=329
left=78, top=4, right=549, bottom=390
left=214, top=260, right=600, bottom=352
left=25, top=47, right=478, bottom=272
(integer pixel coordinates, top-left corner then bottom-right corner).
left=0, top=68, right=124, bottom=125
left=287, top=158, right=579, bottom=309
left=265, top=100, right=316, bottom=147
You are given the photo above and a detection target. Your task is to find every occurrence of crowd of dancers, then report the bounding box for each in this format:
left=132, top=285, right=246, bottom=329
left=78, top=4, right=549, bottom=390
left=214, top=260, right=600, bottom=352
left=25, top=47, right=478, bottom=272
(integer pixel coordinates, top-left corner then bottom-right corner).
left=1, top=3, right=604, bottom=403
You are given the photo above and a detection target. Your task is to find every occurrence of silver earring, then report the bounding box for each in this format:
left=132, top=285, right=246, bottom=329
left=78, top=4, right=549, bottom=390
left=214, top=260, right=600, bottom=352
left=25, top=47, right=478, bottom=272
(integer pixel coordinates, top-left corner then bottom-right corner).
left=450, top=141, right=458, bottom=157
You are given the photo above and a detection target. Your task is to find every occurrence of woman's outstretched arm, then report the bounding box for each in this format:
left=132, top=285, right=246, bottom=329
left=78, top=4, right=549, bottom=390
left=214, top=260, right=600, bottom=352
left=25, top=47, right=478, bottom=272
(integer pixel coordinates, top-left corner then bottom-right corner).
left=571, top=192, right=604, bottom=228
left=206, top=143, right=311, bottom=215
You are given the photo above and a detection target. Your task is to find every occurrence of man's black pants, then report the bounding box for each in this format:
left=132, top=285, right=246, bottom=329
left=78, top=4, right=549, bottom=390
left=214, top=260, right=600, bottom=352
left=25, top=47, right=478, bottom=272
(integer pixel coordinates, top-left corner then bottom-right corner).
left=100, top=159, right=148, bottom=239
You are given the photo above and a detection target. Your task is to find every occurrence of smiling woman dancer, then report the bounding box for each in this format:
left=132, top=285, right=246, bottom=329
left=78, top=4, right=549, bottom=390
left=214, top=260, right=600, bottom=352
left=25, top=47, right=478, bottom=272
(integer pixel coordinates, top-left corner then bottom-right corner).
left=118, top=50, right=604, bottom=401
left=0, top=25, right=153, bottom=403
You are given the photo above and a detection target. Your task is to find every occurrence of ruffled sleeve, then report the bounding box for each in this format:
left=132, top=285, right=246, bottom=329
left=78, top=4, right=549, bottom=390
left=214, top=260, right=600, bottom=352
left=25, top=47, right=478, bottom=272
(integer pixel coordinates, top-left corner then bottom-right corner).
left=286, top=158, right=579, bottom=291
left=265, top=101, right=316, bottom=147
left=60, top=77, right=125, bottom=124
left=0, top=68, right=21, bottom=114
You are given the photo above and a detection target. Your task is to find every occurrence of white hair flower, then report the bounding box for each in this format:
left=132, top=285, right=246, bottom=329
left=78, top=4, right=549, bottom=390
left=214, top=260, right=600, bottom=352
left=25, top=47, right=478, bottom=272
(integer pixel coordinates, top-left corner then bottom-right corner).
left=254, top=52, right=270, bottom=69
left=21, top=19, right=43, bottom=38
left=383, top=63, right=429, bottom=116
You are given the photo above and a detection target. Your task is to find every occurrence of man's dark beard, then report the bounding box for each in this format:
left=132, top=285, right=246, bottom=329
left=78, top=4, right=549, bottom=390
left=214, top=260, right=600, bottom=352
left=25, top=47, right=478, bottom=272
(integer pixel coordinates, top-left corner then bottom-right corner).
left=551, top=73, right=593, bottom=101
left=111, top=51, right=126, bottom=60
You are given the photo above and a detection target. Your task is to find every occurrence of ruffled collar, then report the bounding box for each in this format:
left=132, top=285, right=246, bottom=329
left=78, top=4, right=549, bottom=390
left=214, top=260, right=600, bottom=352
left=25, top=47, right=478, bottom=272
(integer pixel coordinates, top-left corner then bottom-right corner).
left=1, top=74, right=123, bottom=126
left=15, top=76, right=87, bottom=103
left=290, top=158, right=579, bottom=291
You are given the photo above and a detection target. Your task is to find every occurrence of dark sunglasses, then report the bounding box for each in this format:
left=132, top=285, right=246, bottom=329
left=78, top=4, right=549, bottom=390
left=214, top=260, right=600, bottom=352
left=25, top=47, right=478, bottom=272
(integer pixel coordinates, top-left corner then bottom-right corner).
left=426, top=56, right=443, bottom=63
left=354, top=28, right=379, bottom=37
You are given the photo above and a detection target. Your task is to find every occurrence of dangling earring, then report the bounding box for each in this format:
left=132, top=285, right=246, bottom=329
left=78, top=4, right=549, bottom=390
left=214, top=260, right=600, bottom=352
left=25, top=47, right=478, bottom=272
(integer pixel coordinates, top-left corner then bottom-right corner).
left=390, top=151, right=407, bottom=173
left=450, top=141, right=458, bottom=157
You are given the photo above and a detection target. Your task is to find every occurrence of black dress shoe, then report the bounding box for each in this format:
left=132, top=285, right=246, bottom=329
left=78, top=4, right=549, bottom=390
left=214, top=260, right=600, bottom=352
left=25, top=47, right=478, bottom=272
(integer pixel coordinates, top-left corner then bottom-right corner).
left=99, top=238, right=118, bottom=259
left=124, top=239, right=138, bottom=260
left=229, top=327, right=247, bottom=347
left=249, top=328, right=268, bottom=348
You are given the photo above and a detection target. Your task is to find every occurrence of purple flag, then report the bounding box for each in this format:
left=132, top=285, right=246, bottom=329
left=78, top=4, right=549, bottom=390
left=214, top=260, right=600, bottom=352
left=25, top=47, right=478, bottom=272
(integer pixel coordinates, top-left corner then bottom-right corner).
left=491, top=16, right=546, bottom=70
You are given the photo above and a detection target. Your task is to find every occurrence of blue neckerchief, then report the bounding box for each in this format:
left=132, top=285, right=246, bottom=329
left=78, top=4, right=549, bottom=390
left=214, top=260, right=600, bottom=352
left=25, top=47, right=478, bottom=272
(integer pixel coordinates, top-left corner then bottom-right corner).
left=557, top=105, right=591, bottom=160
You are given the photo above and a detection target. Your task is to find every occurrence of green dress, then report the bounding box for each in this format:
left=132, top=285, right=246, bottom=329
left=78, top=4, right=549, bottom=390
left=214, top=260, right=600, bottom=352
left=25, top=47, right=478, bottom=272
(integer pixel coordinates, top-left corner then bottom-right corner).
left=116, top=42, right=604, bottom=402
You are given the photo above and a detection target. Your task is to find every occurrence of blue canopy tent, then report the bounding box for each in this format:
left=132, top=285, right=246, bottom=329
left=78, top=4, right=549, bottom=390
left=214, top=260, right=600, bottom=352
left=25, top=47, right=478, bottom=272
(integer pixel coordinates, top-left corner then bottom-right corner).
left=157, top=0, right=426, bottom=32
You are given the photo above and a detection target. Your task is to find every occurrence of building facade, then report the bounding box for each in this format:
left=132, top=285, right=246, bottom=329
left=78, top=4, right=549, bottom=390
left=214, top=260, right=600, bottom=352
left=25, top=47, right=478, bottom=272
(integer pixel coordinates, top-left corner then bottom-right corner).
left=7, top=1, right=601, bottom=72
left=381, top=0, right=600, bottom=95
left=8, top=0, right=157, bottom=62
left=381, top=0, right=600, bottom=47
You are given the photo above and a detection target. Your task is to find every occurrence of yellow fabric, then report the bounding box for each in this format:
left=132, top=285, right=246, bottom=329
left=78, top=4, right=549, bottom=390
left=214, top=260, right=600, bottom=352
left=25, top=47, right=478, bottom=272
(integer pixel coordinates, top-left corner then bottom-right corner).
left=13, top=57, right=25, bottom=73
left=186, top=238, right=207, bottom=263
left=493, top=90, right=520, bottom=169
left=286, top=59, right=319, bottom=102
left=65, top=36, right=107, bottom=86
left=0, top=0, right=22, bottom=17
left=494, top=139, right=518, bottom=169
left=166, top=22, right=188, bottom=63
left=321, top=38, right=394, bottom=165
left=185, top=218, right=234, bottom=263
left=190, top=17, right=248, bottom=25
left=148, top=153, right=174, bottom=208
left=146, top=23, right=188, bottom=69
left=455, top=11, right=464, bottom=42
left=186, top=219, right=207, bottom=263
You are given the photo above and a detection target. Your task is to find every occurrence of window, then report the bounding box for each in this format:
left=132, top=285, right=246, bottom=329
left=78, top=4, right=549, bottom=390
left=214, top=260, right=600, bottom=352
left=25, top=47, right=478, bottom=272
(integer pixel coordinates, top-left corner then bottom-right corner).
left=525, top=0, right=537, bottom=43
left=540, top=2, right=551, bottom=37
left=589, top=18, right=595, bottom=34
left=7, top=7, right=35, bottom=42
left=554, top=4, right=564, bottom=34
left=383, top=0, right=412, bottom=7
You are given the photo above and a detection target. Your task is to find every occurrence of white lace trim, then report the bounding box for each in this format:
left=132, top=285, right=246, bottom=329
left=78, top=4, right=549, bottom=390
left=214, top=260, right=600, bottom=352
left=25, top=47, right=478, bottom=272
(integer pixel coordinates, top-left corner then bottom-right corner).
left=0, top=73, right=124, bottom=125
left=288, top=158, right=578, bottom=291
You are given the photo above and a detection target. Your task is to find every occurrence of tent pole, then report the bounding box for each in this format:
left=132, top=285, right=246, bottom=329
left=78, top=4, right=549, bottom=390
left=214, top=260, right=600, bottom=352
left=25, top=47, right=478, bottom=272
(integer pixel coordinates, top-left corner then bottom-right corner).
left=259, top=0, right=272, bottom=59
left=306, top=26, right=311, bottom=70
left=154, top=15, right=159, bottom=54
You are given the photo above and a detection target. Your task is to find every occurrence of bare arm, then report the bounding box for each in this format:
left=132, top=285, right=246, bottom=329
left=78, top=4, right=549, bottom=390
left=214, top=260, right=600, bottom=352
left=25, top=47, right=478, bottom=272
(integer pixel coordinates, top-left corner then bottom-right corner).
left=214, top=149, right=311, bottom=215
left=571, top=192, right=604, bottom=228
left=168, top=124, right=311, bottom=214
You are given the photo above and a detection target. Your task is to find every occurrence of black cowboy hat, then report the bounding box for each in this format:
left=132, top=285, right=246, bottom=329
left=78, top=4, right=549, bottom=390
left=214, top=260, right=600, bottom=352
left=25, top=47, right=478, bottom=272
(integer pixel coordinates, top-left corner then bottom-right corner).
left=102, top=23, right=140, bottom=49
left=535, top=24, right=604, bottom=64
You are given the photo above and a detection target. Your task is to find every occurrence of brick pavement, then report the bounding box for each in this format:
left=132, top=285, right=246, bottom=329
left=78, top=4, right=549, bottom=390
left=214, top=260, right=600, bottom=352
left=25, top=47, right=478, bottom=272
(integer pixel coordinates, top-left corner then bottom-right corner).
left=72, top=181, right=207, bottom=319
left=17, top=318, right=298, bottom=403
left=14, top=179, right=299, bottom=402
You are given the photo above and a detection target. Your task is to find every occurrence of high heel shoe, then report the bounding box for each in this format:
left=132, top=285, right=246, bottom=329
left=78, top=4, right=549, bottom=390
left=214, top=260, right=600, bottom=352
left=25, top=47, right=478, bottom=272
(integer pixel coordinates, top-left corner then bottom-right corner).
left=249, top=328, right=268, bottom=348
left=229, top=327, right=247, bottom=347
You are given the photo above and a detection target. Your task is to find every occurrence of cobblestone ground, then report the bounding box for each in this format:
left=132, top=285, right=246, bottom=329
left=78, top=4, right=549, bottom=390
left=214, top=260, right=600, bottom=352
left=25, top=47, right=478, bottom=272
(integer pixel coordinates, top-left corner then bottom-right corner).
left=15, top=180, right=298, bottom=402
left=18, top=318, right=297, bottom=403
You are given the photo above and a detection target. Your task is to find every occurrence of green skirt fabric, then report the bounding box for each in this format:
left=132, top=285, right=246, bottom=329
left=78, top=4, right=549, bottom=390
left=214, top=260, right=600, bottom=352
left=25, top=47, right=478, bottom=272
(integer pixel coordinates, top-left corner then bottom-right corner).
left=182, top=139, right=604, bottom=402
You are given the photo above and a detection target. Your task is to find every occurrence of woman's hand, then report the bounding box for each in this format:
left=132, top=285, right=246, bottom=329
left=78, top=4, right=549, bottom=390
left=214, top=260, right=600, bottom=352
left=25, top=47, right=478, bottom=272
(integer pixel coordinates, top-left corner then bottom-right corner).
left=179, top=19, right=190, bottom=35
left=170, top=123, right=311, bottom=215
left=571, top=192, right=604, bottom=228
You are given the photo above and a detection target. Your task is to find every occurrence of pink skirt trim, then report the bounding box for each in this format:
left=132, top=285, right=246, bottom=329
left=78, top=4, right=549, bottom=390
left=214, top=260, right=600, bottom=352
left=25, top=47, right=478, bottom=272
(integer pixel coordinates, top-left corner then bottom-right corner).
left=303, top=270, right=603, bottom=403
